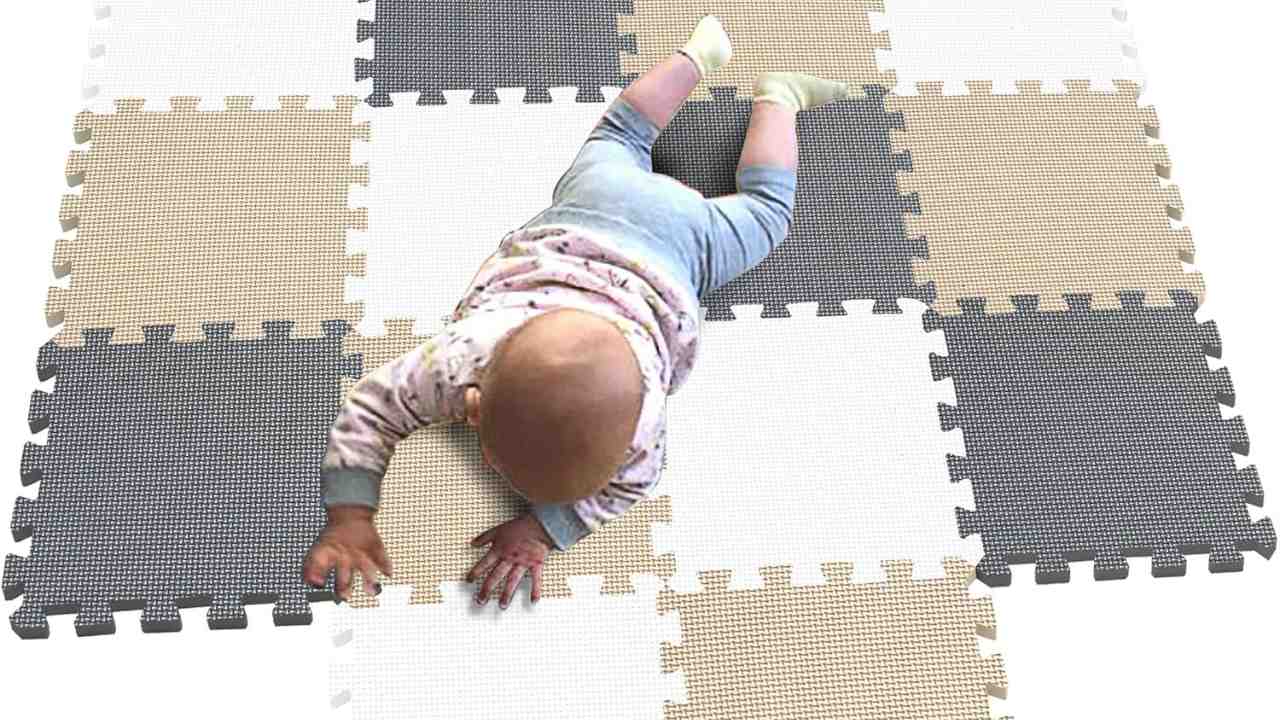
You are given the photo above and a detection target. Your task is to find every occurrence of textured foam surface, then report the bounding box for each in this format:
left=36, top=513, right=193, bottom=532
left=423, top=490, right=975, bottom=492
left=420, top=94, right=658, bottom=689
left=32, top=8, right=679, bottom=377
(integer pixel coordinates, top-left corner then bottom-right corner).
left=652, top=88, right=926, bottom=317
left=348, top=90, right=615, bottom=335
left=879, top=1, right=1142, bottom=94
left=930, top=291, right=1275, bottom=586
left=356, top=0, right=631, bottom=106
left=658, top=301, right=977, bottom=590
left=891, top=80, right=1203, bottom=316
left=330, top=580, right=680, bottom=719
left=4, top=321, right=359, bottom=638
left=620, top=0, right=893, bottom=100
left=25, top=1, right=1276, bottom=715
left=329, top=566, right=1007, bottom=720
left=84, top=1, right=369, bottom=112
left=51, top=97, right=367, bottom=346
left=341, top=324, right=674, bottom=607
left=658, top=560, right=1006, bottom=719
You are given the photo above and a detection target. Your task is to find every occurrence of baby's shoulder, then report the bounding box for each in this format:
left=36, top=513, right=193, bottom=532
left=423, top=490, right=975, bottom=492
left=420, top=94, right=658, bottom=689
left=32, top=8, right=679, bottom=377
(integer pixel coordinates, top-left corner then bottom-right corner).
left=429, top=309, right=529, bottom=374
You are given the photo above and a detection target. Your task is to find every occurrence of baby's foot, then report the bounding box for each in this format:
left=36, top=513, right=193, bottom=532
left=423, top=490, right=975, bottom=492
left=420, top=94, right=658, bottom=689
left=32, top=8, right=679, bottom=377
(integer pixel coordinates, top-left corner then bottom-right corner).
left=680, top=16, right=732, bottom=78
left=754, top=72, right=850, bottom=111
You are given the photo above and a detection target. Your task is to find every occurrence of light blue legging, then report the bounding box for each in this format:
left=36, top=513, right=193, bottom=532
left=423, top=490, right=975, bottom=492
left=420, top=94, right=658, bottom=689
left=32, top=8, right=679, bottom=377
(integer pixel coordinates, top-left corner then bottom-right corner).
left=523, top=97, right=798, bottom=299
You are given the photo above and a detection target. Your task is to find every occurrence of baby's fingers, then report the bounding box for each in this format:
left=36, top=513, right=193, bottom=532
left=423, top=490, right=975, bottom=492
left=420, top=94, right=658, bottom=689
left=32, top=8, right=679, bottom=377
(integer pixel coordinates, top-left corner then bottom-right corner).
left=499, top=565, right=528, bottom=609
left=529, top=564, right=544, bottom=605
left=303, top=544, right=337, bottom=587
left=335, top=554, right=354, bottom=601
left=467, top=549, right=500, bottom=585
left=477, top=561, right=512, bottom=606
left=470, top=526, right=498, bottom=547
left=357, top=558, right=382, bottom=596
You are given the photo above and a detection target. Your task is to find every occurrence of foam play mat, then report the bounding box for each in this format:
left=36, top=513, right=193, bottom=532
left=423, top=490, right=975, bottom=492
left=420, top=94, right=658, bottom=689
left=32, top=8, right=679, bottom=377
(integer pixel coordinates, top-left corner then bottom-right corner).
left=5, top=2, right=1271, bottom=718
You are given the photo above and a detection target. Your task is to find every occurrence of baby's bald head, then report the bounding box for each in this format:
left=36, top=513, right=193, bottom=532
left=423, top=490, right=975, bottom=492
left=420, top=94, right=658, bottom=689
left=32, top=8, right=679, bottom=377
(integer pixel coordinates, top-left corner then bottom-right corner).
left=467, top=309, right=644, bottom=505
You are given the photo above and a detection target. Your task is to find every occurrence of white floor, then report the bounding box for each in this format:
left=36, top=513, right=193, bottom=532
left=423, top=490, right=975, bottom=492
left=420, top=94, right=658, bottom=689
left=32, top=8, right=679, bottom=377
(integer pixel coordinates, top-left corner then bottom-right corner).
left=1, top=3, right=1276, bottom=718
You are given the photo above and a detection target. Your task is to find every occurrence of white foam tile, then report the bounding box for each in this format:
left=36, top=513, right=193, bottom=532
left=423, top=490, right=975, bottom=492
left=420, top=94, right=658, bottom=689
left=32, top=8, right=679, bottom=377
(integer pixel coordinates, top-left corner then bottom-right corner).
left=0, top=602, right=337, bottom=717
left=656, top=301, right=978, bottom=589
left=877, top=1, right=1143, bottom=94
left=84, top=1, right=370, bottom=111
left=329, top=579, right=681, bottom=720
left=347, top=88, right=619, bottom=335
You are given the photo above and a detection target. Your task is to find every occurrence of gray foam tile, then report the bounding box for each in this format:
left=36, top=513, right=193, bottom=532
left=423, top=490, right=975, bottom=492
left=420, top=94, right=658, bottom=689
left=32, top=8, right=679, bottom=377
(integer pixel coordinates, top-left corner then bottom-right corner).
left=3, top=321, right=361, bottom=638
left=651, top=86, right=927, bottom=317
left=928, top=291, right=1275, bottom=586
left=356, top=0, right=632, bottom=106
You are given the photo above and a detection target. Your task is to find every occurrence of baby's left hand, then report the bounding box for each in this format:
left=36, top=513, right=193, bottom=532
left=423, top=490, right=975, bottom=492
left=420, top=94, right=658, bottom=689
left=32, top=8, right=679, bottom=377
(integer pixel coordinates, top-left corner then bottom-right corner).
left=467, top=513, right=554, bottom=609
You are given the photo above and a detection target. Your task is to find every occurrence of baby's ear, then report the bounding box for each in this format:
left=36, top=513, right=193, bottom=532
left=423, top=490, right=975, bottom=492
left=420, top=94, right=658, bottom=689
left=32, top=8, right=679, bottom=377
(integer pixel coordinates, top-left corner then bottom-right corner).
left=464, top=386, right=483, bottom=427
left=463, top=384, right=478, bottom=422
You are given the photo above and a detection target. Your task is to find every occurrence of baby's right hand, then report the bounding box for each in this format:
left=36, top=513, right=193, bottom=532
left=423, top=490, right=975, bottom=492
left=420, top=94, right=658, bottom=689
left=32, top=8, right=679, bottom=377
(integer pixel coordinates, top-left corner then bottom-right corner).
left=304, top=506, right=393, bottom=601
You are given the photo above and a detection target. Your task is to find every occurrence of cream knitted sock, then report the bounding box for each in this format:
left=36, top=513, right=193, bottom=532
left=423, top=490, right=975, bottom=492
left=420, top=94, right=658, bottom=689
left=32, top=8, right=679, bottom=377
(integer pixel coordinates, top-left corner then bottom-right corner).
left=679, top=16, right=732, bottom=78
left=754, top=72, right=851, bottom=111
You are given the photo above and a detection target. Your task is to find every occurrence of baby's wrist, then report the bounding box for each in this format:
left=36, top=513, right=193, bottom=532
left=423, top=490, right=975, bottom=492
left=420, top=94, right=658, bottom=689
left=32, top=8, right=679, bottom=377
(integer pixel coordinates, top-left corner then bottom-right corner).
left=529, top=513, right=555, bottom=547
left=327, top=504, right=376, bottom=526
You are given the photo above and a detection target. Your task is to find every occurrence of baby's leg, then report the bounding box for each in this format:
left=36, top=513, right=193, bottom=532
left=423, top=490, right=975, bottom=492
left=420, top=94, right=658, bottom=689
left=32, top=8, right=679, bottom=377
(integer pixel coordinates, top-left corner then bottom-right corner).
left=739, top=100, right=800, bottom=172
left=740, top=72, right=853, bottom=170
left=569, top=54, right=699, bottom=180
left=619, top=15, right=731, bottom=130
left=552, top=17, right=730, bottom=201
left=699, top=74, right=850, bottom=294
left=616, top=54, right=700, bottom=134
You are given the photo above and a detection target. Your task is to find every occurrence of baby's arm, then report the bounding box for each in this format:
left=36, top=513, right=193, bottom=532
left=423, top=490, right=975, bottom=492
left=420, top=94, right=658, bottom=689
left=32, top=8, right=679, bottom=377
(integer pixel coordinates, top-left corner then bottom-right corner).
left=309, top=343, right=447, bottom=599
left=322, top=344, right=449, bottom=509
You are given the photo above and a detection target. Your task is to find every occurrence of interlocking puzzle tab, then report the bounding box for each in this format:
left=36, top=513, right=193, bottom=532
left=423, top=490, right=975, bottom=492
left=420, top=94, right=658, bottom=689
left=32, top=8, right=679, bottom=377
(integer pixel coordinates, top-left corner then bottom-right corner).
left=4, top=321, right=360, bottom=638
left=50, top=96, right=367, bottom=346
left=927, top=291, right=1274, bottom=586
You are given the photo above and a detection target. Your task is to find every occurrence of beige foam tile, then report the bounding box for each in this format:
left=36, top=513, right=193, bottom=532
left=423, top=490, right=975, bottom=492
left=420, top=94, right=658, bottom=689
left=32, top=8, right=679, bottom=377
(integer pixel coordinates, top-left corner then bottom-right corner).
left=618, top=0, right=894, bottom=100
left=891, top=80, right=1204, bottom=316
left=659, top=559, right=1008, bottom=720
left=50, top=96, right=367, bottom=345
left=344, top=323, right=674, bottom=607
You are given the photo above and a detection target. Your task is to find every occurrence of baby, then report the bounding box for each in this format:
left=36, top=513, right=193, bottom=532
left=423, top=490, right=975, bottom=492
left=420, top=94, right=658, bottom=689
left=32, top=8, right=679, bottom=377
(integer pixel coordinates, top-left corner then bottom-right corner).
left=303, top=16, right=849, bottom=609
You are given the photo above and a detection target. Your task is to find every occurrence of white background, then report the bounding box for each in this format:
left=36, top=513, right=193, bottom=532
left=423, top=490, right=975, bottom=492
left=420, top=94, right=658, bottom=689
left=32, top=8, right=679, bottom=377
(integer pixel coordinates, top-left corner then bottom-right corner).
left=1, top=3, right=1275, bottom=717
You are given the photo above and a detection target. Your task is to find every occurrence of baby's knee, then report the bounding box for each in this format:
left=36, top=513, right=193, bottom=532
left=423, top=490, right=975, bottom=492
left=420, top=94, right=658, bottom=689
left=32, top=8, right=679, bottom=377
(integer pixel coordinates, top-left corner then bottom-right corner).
left=744, top=189, right=795, bottom=249
left=737, top=170, right=796, bottom=232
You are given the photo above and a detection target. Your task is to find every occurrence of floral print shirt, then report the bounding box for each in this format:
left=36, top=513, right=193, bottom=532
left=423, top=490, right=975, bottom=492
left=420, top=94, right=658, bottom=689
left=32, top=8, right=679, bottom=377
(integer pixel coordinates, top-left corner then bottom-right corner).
left=320, top=224, right=700, bottom=550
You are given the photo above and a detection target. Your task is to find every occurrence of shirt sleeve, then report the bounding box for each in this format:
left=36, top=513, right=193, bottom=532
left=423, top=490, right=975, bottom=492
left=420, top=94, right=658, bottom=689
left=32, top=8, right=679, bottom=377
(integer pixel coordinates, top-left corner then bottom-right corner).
left=321, top=341, right=452, bottom=510
left=532, top=424, right=667, bottom=551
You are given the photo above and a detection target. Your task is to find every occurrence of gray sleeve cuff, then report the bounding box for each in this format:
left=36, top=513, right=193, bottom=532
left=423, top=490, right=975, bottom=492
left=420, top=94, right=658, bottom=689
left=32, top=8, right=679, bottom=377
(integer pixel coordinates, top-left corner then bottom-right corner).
left=531, top=503, right=591, bottom=551
left=322, top=468, right=382, bottom=509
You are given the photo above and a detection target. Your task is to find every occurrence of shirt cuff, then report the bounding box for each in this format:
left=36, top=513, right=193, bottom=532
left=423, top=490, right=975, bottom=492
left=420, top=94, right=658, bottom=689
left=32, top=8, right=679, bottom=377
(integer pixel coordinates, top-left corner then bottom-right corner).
left=322, top=467, right=382, bottom=510
left=531, top=503, right=591, bottom=551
